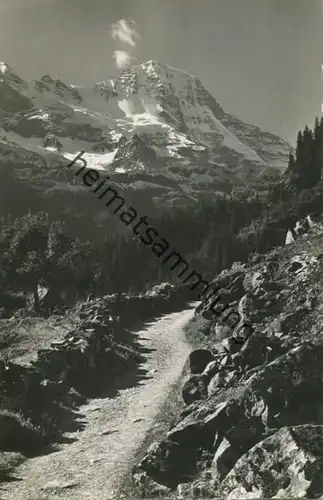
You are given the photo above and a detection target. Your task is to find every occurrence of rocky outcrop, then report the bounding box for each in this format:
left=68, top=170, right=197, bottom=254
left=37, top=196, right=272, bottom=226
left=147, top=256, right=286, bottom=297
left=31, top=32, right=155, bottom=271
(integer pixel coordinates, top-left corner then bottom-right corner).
left=181, top=374, right=208, bottom=405
left=43, top=132, right=62, bottom=151
left=74, top=285, right=190, bottom=330
left=217, top=425, right=323, bottom=498
left=132, top=222, right=323, bottom=497
left=285, top=214, right=320, bottom=246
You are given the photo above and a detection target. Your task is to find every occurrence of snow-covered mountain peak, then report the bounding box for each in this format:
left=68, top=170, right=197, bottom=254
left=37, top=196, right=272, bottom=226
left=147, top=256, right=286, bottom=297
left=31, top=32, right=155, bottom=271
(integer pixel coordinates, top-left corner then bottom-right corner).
left=141, top=60, right=197, bottom=80
left=103, top=61, right=267, bottom=167
left=0, top=59, right=292, bottom=202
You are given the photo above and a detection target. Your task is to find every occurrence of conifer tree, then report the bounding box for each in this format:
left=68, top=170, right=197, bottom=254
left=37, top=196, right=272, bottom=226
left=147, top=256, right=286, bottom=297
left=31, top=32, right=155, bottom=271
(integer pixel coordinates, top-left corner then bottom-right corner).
left=291, top=122, right=322, bottom=188
left=288, top=151, right=296, bottom=171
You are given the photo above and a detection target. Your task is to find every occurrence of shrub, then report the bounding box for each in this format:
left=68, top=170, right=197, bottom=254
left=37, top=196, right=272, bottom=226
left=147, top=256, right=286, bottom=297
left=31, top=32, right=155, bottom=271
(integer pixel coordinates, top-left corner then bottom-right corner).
left=0, top=410, right=44, bottom=455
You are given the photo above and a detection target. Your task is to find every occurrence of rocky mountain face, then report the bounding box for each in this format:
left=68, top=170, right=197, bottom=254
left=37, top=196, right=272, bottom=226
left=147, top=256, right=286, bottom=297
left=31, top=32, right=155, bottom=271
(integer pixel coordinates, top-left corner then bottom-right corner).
left=0, top=60, right=291, bottom=211
left=132, top=218, right=323, bottom=498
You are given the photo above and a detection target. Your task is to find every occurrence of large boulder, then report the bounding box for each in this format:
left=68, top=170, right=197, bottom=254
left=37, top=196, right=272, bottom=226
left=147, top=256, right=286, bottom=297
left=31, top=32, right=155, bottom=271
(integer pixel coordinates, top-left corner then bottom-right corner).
left=202, top=360, right=220, bottom=381
left=188, top=349, right=214, bottom=374
left=134, top=438, right=199, bottom=488
left=211, top=436, right=241, bottom=483
left=207, top=370, right=239, bottom=397
left=182, top=374, right=208, bottom=405
left=218, top=425, right=323, bottom=498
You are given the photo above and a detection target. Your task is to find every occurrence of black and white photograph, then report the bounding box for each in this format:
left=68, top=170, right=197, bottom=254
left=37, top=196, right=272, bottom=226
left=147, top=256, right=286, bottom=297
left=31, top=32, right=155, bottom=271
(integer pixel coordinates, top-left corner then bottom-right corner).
left=0, top=0, right=323, bottom=498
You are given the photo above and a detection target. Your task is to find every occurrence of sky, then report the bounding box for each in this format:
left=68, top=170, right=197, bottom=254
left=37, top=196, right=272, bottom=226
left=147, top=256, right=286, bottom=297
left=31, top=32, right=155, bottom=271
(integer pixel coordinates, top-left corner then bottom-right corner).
left=0, top=0, right=322, bottom=144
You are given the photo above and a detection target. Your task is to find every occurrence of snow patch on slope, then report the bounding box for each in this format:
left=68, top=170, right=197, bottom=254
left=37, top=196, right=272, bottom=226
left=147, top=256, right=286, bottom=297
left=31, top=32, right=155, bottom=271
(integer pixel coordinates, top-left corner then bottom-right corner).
left=62, top=150, right=117, bottom=170
left=27, top=112, right=50, bottom=121
left=0, top=62, right=7, bottom=74
left=73, top=106, right=90, bottom=115
left=115, top=110, right=170, bottom=140
left=213, top=116, right=266, bottom=163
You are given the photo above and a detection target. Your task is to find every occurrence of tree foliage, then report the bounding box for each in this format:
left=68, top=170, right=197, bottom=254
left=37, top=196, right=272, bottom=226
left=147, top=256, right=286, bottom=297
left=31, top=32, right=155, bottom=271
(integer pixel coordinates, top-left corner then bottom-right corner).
left=0, top=212, right=99, bottom=312
left=288, top=117, right=323, bottom=189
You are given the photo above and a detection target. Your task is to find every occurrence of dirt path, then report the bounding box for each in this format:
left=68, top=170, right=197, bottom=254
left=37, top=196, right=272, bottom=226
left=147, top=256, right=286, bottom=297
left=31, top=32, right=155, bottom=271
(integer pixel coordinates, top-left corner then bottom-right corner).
left=0, top=307, right=196, bottom=500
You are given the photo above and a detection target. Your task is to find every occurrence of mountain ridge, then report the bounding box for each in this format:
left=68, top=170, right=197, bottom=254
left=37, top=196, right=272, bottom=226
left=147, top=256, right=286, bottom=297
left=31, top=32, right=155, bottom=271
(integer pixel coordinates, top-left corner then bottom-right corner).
left=0, top=59, right=292, bottom=207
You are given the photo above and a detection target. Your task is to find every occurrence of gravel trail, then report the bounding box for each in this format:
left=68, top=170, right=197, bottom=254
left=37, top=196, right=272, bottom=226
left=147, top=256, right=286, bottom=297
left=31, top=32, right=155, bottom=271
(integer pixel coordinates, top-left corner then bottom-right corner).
left=0, top=307, right=195, bottom=500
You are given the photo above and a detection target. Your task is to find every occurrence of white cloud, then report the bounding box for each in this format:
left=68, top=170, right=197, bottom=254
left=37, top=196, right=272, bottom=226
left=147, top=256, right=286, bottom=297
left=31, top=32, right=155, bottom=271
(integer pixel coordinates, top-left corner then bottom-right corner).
left=113, top=50, right=132, bottom=69
left=111, top=19, right=140, bottom=48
